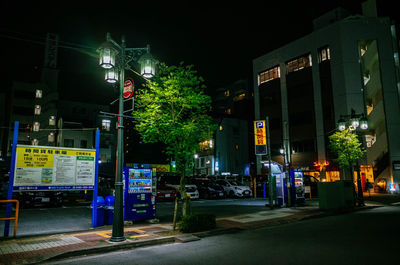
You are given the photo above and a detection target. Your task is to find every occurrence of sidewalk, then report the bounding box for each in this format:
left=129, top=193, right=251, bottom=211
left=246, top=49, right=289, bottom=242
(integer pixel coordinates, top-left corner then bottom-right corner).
left=0, top=200, right=378, bottom=265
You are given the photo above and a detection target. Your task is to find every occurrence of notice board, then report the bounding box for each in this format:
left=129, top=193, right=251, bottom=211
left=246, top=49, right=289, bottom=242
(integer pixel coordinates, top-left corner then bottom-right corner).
left=13, top=145, right=96, bottom=191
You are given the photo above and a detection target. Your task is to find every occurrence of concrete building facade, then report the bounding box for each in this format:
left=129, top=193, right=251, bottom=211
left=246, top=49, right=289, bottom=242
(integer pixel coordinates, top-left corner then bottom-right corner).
left=253, top=3, right=400, bottom=192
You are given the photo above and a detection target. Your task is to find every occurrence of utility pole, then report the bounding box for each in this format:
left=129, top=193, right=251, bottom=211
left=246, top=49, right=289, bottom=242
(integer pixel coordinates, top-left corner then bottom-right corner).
left=266, top=116, right=274, bottom=209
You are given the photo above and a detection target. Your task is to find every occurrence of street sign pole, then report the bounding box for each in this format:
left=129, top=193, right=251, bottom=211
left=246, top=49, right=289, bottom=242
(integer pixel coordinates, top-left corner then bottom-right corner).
left=266, top=116, right=274, bottom=209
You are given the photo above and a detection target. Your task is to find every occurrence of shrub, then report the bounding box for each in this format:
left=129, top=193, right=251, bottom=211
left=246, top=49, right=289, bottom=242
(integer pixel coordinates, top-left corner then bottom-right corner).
left=178, top=212, right=216, bottom=233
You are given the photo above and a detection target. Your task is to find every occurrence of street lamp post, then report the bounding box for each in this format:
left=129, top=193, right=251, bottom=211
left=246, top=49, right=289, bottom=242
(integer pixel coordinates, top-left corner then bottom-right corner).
left=337, top=109, right=368, bottom=207
left=98, top=33, right=155, bottom=242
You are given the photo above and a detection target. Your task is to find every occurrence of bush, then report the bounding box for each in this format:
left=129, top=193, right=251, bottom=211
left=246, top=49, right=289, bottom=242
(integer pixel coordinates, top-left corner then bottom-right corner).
left=178, top=212, right=216, bottom=233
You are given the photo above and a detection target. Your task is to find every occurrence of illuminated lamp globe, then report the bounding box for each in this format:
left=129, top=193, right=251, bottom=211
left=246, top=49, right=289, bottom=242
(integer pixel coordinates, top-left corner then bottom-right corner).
left=337, top=118, right=346, bottom=131
left=105, top=68, right=118, bottom=83
left=98, top=41, right=117, bottom=69
left=138, top=51, right=156, bottom=78
left=351, top=118, right=360, bottom=128
left=360, top=117, right=368, bottom=130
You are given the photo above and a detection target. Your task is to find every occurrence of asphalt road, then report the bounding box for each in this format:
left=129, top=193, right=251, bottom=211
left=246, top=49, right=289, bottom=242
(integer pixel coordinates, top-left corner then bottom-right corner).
left=0, top=198, right=271, bottom=236
left=43, top=205, right=400, bottom=265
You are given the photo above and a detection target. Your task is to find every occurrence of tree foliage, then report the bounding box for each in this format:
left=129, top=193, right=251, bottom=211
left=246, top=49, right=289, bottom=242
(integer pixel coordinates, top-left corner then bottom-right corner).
left=133, top=62, right=215, bottom=168
left=132, top=62, right=216, bottom=226
left=329, top=129, right=365, bottom=169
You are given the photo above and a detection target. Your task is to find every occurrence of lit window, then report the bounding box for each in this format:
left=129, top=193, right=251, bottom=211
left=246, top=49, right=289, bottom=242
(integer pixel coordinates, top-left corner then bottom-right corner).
left=32, top=139, right=39, bottom=146
left=102, top=119, right=111, bottom=131
left=226, top=108, right=231, bottom=115
left=49, top=116, right=56, bottom=125
left=35, top=89, right=42, bottom=98
left=219, top=125, right=223, bottom=131
left=48, top=132, right=55, bottom=142
left=319, top=47, right=331, bottom=62
left=258, top=66, right=280, bottom=85
left=235, top=144, right=239, bottom=150
left=34, top=105, right=41, bottom=115
left=33, top=122, right=40, bottom=132
left=286, top=54, right=312, bottom=73
left=224, top=90, right=230, bottom=97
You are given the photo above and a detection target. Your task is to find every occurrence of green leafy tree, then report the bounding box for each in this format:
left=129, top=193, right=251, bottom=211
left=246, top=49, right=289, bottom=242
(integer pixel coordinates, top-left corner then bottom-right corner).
left=132, top=62, right=216, bottom=229
left=329, top=129, right=365, bottom=179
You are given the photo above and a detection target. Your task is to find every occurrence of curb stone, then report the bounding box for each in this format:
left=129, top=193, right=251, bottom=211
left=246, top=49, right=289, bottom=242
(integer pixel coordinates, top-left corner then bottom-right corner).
left=33, top=236, right=176, bottom=264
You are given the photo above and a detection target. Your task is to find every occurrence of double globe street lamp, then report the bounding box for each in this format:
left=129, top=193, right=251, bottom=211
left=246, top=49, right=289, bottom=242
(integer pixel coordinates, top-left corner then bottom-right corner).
left=337, top=109, right=368, bottom=206
left=98, top=32, right=156, bottom=242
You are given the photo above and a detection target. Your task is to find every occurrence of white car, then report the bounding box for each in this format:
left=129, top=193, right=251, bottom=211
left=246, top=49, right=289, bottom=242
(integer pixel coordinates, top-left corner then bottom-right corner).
left=216, top=180, right=252, bottom=198
left=166, top=184, right=199, bottom=200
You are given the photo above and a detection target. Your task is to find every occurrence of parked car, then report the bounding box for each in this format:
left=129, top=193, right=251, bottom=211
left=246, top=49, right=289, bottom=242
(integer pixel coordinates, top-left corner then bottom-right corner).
left=162, top=175, right=200, bottom=200
left=193, top=178, right=225, bottom=199
left=16, top=191, right=63, bottom=208
left=216, top=179, right=252, bottom=198
left=156, top=185, right=177, bottom=202
left=302, top=175, right=319, bottom=197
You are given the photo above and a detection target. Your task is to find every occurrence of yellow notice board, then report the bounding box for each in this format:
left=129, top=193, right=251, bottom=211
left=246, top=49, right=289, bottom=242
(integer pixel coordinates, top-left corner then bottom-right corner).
left=254, top=120, right=267, bottom=145
left=14, top=145, right=96, bottom=191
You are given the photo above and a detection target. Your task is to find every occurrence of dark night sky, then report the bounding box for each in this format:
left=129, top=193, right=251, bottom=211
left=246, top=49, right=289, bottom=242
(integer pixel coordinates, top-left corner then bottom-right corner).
left=1, top=0, right=400, bottom=101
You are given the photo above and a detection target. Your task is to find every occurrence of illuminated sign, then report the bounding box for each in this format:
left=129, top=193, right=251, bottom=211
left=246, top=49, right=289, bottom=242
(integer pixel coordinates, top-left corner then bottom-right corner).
left=254, top=120, right=267, bottom=155
left=13, top=145, right=96, bottom=191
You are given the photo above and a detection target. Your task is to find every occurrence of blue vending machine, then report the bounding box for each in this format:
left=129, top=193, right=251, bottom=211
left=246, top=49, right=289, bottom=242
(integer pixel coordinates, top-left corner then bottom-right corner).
left=123, top=167, right=156, bottom=221
left=289, top=171, right=305, bottom=204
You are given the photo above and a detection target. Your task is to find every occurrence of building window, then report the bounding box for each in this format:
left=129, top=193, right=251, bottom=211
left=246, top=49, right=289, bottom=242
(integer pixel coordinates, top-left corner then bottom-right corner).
left=80, top=140, right=87, bottom=148
left=33, top=122, right=40, bottom=132
left=35, top=89, right=42, bottom=98
left=258, top=66, right=280, bottom=85
left=64, top=139, right=74, bottom=147
left=48, top=132, right=55, bottom=142
left=32, top=139, right=39, bottom=146
left=319, top=47, right=331, bottom=62
left=102, top=119, right=111, bottom=131
left=224, top=90, right=230, bottom=97
left=233, top=93, right=246, bottom=102
left=34, top=105, right=41, bottom=115
left=286, top=54, right=312, bottom=73
left=219, top=125, right=223, bottom=131
left=49, top=116, right=56, bottom=125
left=225, top=108, right=231, bottom=115
left=235, top=144, right=239, bottom=150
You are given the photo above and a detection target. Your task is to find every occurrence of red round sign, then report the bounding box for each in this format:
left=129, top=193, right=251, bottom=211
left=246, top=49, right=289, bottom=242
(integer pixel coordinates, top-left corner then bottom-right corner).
left=123, top=78, right=134, bottom=99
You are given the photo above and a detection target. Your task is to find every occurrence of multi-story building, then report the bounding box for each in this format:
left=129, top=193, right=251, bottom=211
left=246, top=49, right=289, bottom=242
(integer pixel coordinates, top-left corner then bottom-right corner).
left=253, top=1, right=400, bottom=192
left=193, top=79, right=253, bottom=176
left=0, top=33, right=117, bottom=179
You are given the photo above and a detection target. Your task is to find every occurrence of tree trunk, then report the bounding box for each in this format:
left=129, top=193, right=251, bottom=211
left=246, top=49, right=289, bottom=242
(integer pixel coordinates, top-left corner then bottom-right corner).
left=172, top=197, right=179, bottom=231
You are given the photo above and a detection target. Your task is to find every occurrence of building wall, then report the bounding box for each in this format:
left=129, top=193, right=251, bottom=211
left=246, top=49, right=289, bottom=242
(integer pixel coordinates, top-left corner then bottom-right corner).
left=216, top=118, right=249, bottom=175
left=253, top=10, right=400, bottom=191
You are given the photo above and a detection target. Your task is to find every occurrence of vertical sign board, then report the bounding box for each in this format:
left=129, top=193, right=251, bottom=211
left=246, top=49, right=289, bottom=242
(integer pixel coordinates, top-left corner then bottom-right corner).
left=13, top=145, right=96, bottom=191
left=254, top=120, right=267, bottom=155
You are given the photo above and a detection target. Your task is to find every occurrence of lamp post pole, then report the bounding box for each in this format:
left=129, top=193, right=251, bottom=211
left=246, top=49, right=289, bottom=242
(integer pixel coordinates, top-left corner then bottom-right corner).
left=110, top=34, right=126, bottom=242
left=98, top=33, right=156, bottom=242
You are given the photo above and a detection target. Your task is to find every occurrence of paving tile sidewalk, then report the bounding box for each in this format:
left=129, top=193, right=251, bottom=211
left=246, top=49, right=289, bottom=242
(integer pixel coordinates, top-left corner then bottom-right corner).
left=0, top=201, right=375, bottom=265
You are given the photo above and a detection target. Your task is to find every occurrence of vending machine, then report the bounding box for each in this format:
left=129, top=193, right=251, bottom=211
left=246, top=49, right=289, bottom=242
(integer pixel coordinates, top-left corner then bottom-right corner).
left=289, top=171, right=305, bottom=204
left=123, top=167, right=156, bottom=221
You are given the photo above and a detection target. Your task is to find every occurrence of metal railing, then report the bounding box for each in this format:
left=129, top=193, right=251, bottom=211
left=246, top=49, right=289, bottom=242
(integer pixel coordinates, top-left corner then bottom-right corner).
left=0, top=200, right=20, bottom=237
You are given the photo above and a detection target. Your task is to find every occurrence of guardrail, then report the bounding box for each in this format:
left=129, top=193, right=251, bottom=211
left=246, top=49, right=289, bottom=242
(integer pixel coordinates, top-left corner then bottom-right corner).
left=0, top=200, right=20, bottom=237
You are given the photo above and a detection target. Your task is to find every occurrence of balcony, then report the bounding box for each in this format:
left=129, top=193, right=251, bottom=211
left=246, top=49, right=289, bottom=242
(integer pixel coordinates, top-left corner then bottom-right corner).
left=365, top=71, right=382, bottom=102
left=362, top=40, right=379, bottom=73
left=367, top=100, right=384, bottom=130
left=366, top=131, right=388, bottom=165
